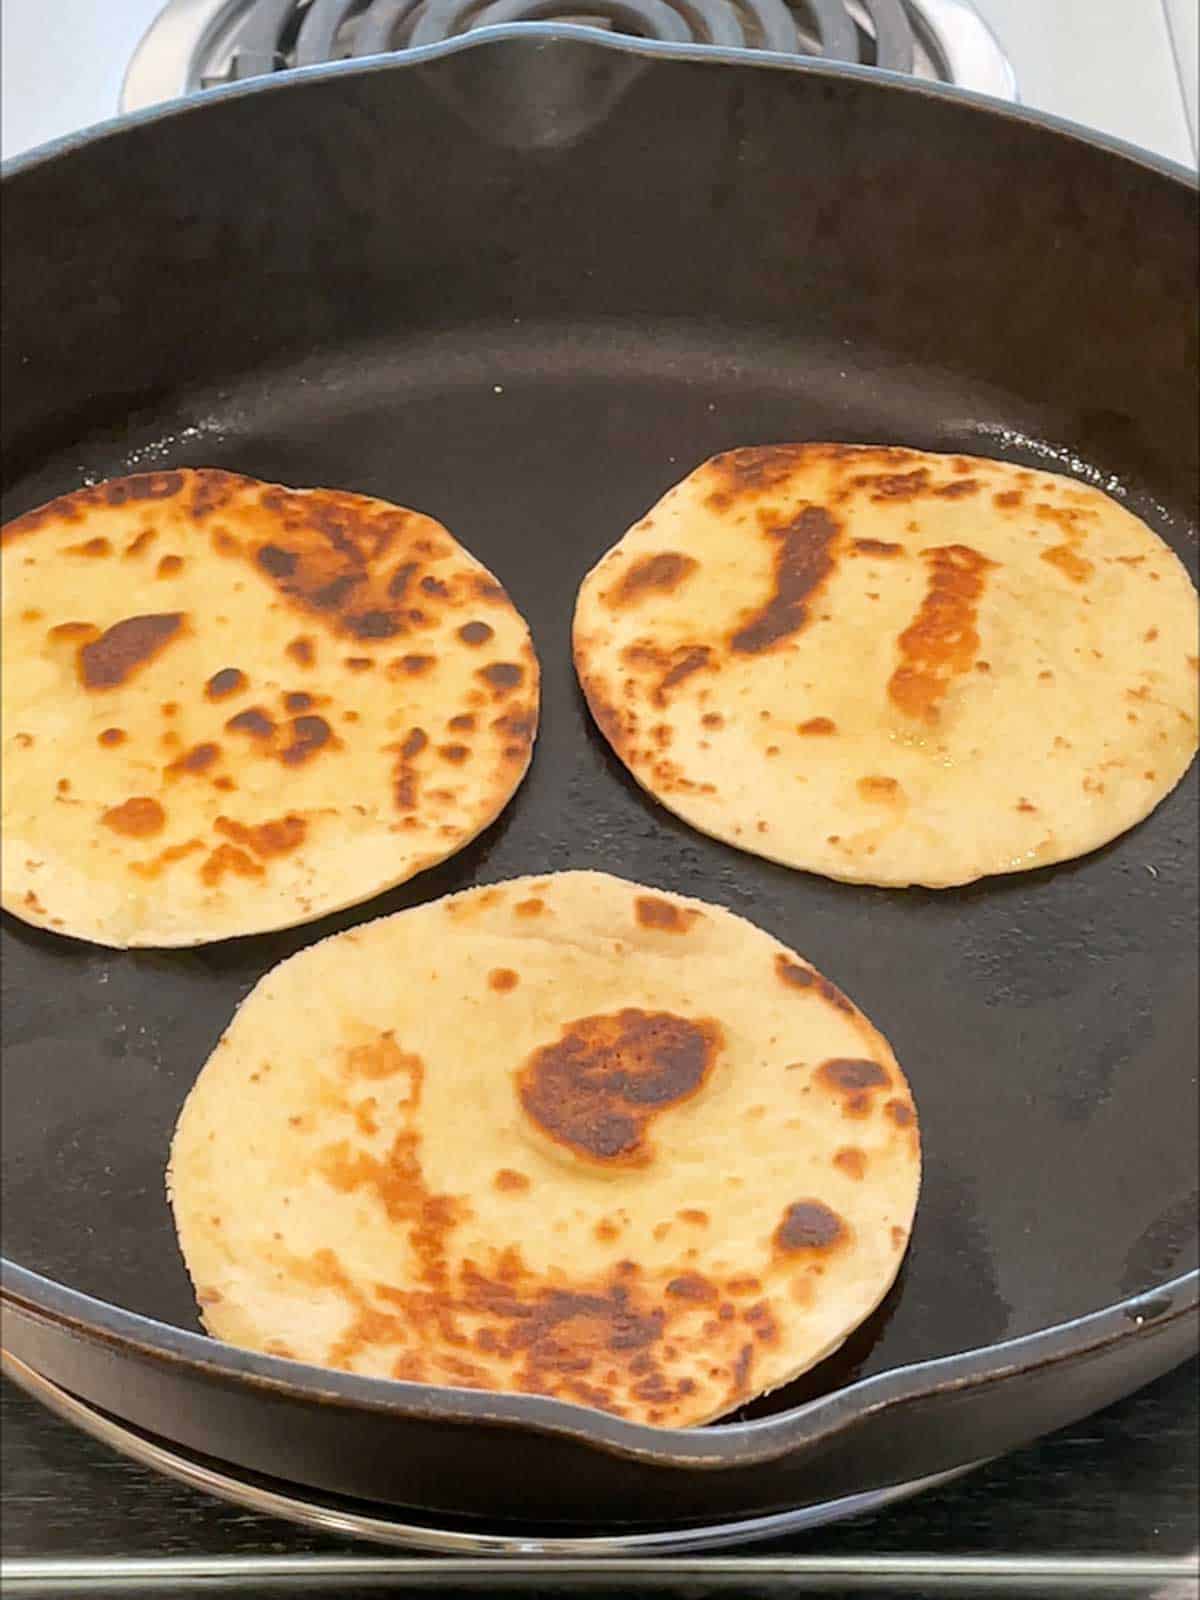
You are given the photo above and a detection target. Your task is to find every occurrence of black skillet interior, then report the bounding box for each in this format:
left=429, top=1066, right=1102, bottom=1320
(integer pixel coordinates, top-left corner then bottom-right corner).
left=1, top=33, right=1197, bottom=1503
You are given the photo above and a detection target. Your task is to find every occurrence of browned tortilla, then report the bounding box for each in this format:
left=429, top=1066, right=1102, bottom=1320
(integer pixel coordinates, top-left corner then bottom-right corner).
left=169, top=871, right=921, bottom=1426
left=2, top=469, right=539, bottom=944
left=573, top=445, right=1199, bottom=887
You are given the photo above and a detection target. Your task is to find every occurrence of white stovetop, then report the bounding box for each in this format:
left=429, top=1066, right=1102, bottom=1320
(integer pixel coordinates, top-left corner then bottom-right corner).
left=1, top=0, right=1197, bottom=164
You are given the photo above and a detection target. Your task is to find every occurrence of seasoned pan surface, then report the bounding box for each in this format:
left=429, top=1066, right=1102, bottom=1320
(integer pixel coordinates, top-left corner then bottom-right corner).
left=1, top=36, right=1197, bottom=1526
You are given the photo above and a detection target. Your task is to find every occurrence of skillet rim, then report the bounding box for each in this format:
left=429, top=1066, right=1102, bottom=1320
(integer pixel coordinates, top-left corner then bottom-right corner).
left=2, top=1260, right=1196, bottom=1466
left=2, top=30, right=1197, bottom=1470
left=1, top=23, right=1197, bottom=190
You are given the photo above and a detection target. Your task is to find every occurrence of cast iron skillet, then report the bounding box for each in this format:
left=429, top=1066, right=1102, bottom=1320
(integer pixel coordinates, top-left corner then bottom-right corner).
left=1, top=29, right=1197, bottom=1533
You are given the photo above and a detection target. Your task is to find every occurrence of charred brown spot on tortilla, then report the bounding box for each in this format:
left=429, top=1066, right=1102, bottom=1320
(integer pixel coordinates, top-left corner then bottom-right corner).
left=729, top=505, right=841, bottom=656
left=65, top=536, right=112, bottom=558
left=579, top=673, right=635, bottom=758
left=402, top=728, right=427, bottom=758
left=775, top=955, right=816, bottom=993
left=799, top=716, right=837, bottom=736
left=101, top=797, right=166, bottom=837
left=256, top=543, right=297, bottom=578
left=886, top=1098, right=914, bottom=1127
left=200, top=842, right=264, bottom=885
left=439, top=744, right=470, bottom=764
left=774, top=1200, right=848, bottom=1254
left=666, top=1273, right=716, bottom=1302
left=341, top=1034, right=419, bottom=1082
left=49, top=621, right=100, bottom=645
left=857, top=775, right=902, bottom=801
left=129, top=839, right=205, bottom=879
left=233, top=488, right=459, bottom=645
left=833, top=1147, right=867, bottom=1180
left=656, top=645, right=711, bottom=703
left=387, top=561, right=418, bottom=600
left=225, top=707, right=275, bottom=739
left=518, top=1009, right=723, bottom=1166
left=344, top=656, right=373, bottom=672
left=856, top=468, right=930, bottom=502
left=729, top=1342, right=755, bottom=1396
left=96, top=727, right=126, bottom=747
left=184, top=469, right=242, bottom=520
left=703, top=445, right=806, bottom=512
left=818, top=1058, right=890, bottom=1097
left=4, top=476, right=185, bottom=541
left=206, top=668, right=246, bottom=701
left=620, top=641, right=714, bottom=709
left=397, top=654, right=435, bottom=676
left=933, top=477, right=980, bottom=499
left=101, top=470, right=185, bottom=506
left=78, top=613, right=185, bottom=690
left=634, top=895, right=698, bottom=933
left=742, top=1303, right=780, bottom=1345
left=493, top=1169, right=530, bottom=1193
left=156, top=554, right=184, bottom=577
left=281, top=715, right=335, bottom=766
left=993, top=489, right=1022, bottom=509
left=1042, top=544, right=1094, bottom=583
left=701, top=712, right=724, bottom=730
left=454, top=619, right=494, bottom=647
left=853, top=538, right=902, bottom=556
left=678, top=1209, right=709, bottom=1226
left=283, top=691, right=314, bottom=712
left=346, top=609, right=402, bottom=639
left=286, top=636, right=315, bottom=667
left=888, top=544, right=996, bottom=723
left=166, top=741, right=221, bottom=779
left=488, top=968, right=519, bottom=993
left=479, top=662, right=524, bottom=695
left=725, top=1276, right=762, bottom=1297
left=2, top=502, right=70, bottom=542
left=608, top=551, right=699, bottom=608
left=390, top=727, right=427, bottom=811
left=775, top=957, right=854, bottom=1015
left=213, top=813, right=307, bottom=859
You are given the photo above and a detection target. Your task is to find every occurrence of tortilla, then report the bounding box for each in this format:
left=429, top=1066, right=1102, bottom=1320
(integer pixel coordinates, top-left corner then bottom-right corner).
left=1, top=469, right=538, bottom=945
left=573, top=445, right=1199, bottom=888
left=168, top=870, right=920, bottom=1427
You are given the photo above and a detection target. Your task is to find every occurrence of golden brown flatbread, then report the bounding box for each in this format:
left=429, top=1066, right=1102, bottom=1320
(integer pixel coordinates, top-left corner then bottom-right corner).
left=168, top=871, right=920, bottom=1426
left=2, top=470, right=538, bottom=945
left=573, top=445, right=1198, bottom=887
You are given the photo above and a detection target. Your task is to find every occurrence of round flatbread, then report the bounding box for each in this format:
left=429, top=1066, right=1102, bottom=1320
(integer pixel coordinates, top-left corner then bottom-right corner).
left=1, top=469, right=538, bottom=946
left=168, top=870, right=920, bottom=1427
left=573, top=445, right=1199, bottom=888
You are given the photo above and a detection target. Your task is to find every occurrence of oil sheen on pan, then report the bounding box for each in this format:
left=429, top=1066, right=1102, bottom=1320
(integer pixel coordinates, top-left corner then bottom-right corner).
left=167, top=871, right=921, bottom=1427
left=573, top=445, right=1199, bottom=888
left=1, top=470, right=540, bottom=946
